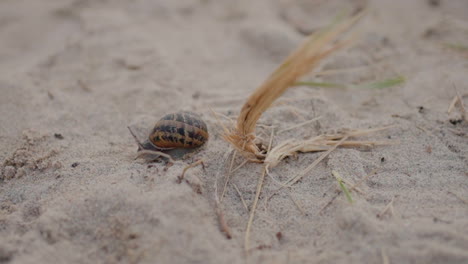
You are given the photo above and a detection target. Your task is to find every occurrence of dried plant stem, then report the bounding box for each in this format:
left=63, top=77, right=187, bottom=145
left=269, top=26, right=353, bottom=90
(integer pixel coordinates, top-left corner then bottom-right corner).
left=230, top=159, right=249, bottom=174
left=455, top=89, right=467, bottom=122
left=285, top=136, right=348, bottom=187
left=214, top=159, right=233, bottom=239
left=288, top=192, right=307, bottom=215
left=377, top=196, right=396, bottom=218
left=265, top=126, right=394, bottom=170
left=221, top=150, right=237, bottom=201
left=215, top=195, right=232, bottom=239
left=233, top=183, right=249, bottom=212
left=224, top=14, right=363, bottom=160
left=177, top=159, right=205, bottom=184
left=266, top=136, right=349, bottom=204
left=352, top=168, right=378, bottom=190
left=245, top=166, right=267, bottom=254
left=448, top=96, right=459, bottom=113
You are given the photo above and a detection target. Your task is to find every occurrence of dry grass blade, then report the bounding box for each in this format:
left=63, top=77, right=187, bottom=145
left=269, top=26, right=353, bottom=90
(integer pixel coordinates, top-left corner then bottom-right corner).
left=267, top=136, right=350, bottom=201
left=284, top=136, right=348, bottom=188
left=377, top=196, right=396, bottom=218
left=177, top=159, right=205, bottom=184
left=265, top=126, right=393, bottom=170
left=245, top=166, right=267, bottom=253
left=233, top=183, right=249, bottom=212
left=455, top=89, right=467, bottom=122
left=288, top=192, right=307, bottom=215
left=214, top=158, right=233, bottom=239
left=223, top=13, right=364, bottom=161
left=221, top=150, right=237, bottom=201
left=448, top=96, right=459, bottom=113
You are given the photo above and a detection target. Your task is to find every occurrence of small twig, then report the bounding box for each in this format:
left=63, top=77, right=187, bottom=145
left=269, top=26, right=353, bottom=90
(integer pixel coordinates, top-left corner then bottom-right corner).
left=447, top=96, right=459, bottom=113
left=448, top=191, right=468, bottom=205
left=215, top=203, right=232, bottom=239
left=221, top=150, right=236, bottom=201
left=340, top=177, right=365, bottom=195
left=214, top=167, right=232, bottom=239
left=351, top=168, right=378, bottom=190
left=288, top=191, right=307, bottom=215
left=377, top=196, right=396, bottom=218
left=233, top=183, right=249, bottom=212
left=177, top=159, right=205, bottom=184
left=285, top=136, right=349, bottom=187
left=318, top=190, right=341, bottom=214
left=266, top=171, right=291, bottom=187
left=415, top=125, right=432, bottom=136
left=215, top=150, right=233, bottom=198
left=245, top=167, right=267, bottom=254
left=455, top=88, right=467, bottom=122
left=230, top=159, right=249, bottom=174
left=268, top=136, right=349, bottom=203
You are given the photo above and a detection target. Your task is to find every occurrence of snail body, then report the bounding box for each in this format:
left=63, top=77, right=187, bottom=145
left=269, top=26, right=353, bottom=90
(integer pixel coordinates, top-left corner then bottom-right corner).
left=147, top=111, right=208, bottom=150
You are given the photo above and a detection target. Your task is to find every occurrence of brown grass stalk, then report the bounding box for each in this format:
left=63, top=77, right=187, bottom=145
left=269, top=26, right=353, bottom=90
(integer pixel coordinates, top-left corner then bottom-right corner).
left=223, top=14, right=363, bottom=161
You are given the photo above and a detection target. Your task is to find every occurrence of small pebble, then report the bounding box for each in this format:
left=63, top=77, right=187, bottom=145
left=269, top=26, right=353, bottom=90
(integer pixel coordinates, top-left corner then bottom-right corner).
left=54, top=133, right=64, bottom=140
left=71, top=162, right=79, bottom=168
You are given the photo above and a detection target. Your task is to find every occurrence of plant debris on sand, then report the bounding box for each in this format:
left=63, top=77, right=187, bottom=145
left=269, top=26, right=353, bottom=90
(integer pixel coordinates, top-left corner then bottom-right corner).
left=219, top=12, right=395, bottom=253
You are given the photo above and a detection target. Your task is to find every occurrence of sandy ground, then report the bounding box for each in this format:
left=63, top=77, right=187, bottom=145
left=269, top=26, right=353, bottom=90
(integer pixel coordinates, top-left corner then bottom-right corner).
left=1, top=0, right=468, bottom=263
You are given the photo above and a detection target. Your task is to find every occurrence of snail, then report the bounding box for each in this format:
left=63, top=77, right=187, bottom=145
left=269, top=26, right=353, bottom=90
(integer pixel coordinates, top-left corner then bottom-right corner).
left=128, top=111, right=209, bottom=161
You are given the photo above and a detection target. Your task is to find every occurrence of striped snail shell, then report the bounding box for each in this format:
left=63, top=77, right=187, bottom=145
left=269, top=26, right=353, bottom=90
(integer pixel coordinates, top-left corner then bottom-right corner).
left=147, top=111, right=208, bottom=150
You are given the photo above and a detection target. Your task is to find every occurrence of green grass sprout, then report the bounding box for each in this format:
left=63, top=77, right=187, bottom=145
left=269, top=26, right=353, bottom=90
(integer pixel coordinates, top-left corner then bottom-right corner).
left=357, top=76, right=405, bottom=89
left=295, top=76, right=405, bottom=90
left=332, top=170, right=353, bottom=204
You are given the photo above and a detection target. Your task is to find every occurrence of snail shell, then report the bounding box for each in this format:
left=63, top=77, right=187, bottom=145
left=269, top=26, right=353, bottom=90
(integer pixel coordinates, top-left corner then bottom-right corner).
left=148, top=111, right=208, bottom=150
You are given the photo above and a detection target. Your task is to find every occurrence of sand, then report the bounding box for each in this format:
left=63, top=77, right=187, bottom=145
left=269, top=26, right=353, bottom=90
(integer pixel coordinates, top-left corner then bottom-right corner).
left=1, top=0, right=467, bottom=263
